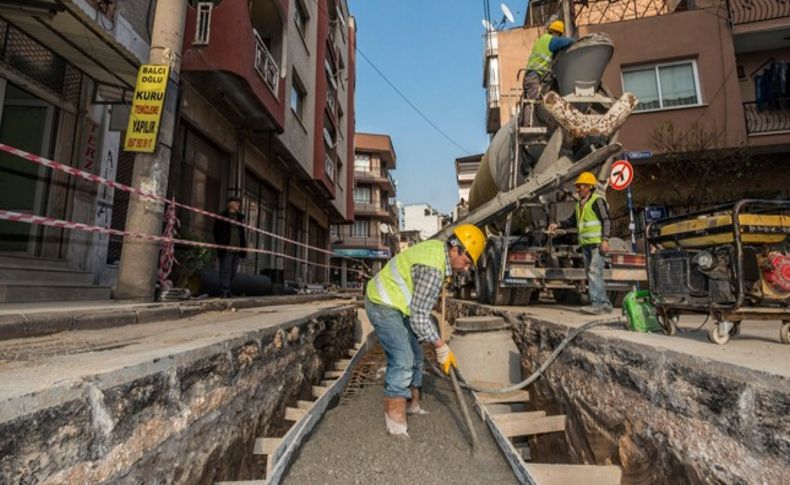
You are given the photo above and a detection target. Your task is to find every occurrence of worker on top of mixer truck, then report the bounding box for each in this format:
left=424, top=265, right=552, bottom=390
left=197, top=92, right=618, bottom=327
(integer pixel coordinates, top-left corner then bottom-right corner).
left=523, top=20, right=575, bottom=102
left=548, top=172, right=613, bottom=315
left=365, top=224, right=485, bottom=438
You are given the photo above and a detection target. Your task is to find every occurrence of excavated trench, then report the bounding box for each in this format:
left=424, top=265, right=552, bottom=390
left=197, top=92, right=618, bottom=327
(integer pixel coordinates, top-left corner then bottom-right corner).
left=283, top=345, right=518, bottom=484
left=445, top=299, right=790, bottom=485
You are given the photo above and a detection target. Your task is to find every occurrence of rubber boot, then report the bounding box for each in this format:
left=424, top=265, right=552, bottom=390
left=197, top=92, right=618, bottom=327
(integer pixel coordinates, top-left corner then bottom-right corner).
left=407, top=387, right=428, bottom=415
left=383, top=397, right=408, bottom=437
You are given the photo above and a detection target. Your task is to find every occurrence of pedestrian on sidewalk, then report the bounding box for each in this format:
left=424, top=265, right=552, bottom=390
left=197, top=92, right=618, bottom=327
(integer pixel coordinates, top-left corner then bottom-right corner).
left=548, top=172, right=612, bottom=315
left=213, top=197, right=247, bottom=299
left=364, top=224, right=486, bottom=437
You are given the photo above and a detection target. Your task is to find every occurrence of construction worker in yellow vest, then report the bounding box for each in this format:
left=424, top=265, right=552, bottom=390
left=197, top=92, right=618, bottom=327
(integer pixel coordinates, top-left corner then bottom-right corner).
left=548, top=172, right=613, bottom=315
left=523, top=19, right=575, bottom=104
left=365, top=224, right=485, bottom=437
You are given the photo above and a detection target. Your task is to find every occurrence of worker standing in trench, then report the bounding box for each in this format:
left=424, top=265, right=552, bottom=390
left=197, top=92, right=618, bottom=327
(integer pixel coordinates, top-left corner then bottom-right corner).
left=548, top=172, right=613, bottom=315
left=365, top=224, right=486, bottom=437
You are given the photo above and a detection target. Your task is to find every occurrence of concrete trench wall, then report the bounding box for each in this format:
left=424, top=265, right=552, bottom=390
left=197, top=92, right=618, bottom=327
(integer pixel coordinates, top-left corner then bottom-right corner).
left=446, top=300, right=790, bottom=485
left=0, top=308, right=356, bottom=484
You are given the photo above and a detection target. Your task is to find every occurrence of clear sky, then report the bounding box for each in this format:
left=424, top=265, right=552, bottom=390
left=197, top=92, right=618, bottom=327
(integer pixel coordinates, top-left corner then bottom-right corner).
left=348, top=1, right=524, bottom=214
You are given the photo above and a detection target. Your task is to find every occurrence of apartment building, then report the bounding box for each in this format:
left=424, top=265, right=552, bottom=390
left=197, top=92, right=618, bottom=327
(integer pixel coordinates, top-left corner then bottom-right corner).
left=0, top=0, right=356, bottom=302
left=402, top=203, right=448, bottom=241
left=0, top=0, right=150, bottom=302
left=330, top=132, right=398, bottom=288
left=113, top=0, right=357, bottom=287
left=483, top=0, right=790, bottom=234
left=454, top=153, right=482, bottom=220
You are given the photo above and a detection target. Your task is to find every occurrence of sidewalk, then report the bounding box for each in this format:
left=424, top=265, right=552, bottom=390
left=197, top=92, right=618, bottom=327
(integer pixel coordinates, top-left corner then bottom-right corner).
left=0, top=294, right=340, bottom=340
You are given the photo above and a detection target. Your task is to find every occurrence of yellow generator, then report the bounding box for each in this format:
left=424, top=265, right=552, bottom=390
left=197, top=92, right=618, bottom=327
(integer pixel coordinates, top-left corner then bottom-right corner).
left=645, top=200, right=790, bottom=345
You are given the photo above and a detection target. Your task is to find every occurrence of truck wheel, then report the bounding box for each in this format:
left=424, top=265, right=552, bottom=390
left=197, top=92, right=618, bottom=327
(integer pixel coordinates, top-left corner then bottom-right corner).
left=486, top=259, right=512, bottom=305
left=475, top=266, right=488, bottom=304
left=607, top=291, right=625, bottom=309
left=554, top=289, right=582, bottom=305
left=510, top=287, right=534, bottom=306
left=460, top=285, right=472, bottom=300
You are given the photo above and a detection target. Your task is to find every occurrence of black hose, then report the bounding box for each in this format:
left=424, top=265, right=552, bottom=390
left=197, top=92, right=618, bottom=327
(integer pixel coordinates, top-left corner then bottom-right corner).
left=429, top=317, right=623, bottom=394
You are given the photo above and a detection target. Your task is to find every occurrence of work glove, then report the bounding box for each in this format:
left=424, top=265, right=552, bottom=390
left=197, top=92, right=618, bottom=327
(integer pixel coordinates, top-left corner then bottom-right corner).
left=435, top=343, right=457, bottom=375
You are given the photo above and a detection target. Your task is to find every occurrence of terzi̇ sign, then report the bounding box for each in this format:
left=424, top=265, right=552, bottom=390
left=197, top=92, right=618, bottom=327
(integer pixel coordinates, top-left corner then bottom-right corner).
left=124, top=64, right=170, bottom=153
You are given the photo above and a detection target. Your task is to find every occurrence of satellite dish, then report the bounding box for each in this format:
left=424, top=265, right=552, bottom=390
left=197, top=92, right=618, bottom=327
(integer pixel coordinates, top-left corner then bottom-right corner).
left=481, top=19, right=494, bottom=32
left=501, top=3, right=515, bottom=24
left=380, top=223, right=390, bottom=234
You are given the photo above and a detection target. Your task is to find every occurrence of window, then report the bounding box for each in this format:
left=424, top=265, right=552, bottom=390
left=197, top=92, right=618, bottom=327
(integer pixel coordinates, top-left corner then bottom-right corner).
left=291, top=71, right=306, bottom=120
left=354, top=153, right=370, bottom=172
left=294, top=0, right=309, bottom=38
left=330, top=225, right=339, bottom=237
left=622, top=60, right=701, bottom=112
left=194, top=2, right=213, bottom=45
left=352, top=219, right=369, bottom=238
left=353, top=187, right=371, bottom=204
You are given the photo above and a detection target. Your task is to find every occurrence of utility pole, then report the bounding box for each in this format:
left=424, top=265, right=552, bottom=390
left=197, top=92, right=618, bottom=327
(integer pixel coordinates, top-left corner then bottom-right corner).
left=562, top=0, right=575, bottom=37
left=116, top=1, right=188, bottom=300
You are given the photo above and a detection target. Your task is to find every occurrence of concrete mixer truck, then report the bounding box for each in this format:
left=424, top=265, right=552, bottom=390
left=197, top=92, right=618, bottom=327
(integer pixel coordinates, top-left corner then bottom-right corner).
left=437, top=33, right=647, bottom=306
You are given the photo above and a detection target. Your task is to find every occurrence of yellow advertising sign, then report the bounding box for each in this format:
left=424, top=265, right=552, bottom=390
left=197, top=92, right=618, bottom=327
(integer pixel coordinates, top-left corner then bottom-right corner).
left=124, top=64, right=170, bottom=153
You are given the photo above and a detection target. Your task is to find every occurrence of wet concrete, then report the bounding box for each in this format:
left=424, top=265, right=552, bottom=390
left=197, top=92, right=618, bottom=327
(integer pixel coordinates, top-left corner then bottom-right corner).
left=283, top=361, right=517, bottom=484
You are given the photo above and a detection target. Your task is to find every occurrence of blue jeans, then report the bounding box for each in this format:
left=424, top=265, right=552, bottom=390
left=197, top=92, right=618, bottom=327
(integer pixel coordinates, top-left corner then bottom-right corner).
left=365, top=297, right=424, bottom=399
left=582, top=245, right=611, bottom=309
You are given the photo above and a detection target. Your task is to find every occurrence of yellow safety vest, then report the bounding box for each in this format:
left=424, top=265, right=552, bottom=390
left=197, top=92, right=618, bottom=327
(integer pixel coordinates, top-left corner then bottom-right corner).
left=576, top=193, right=604, bottom=246
left=527, top=34, right=553, bottom=76
left=366, top=240, right=447, bottom=316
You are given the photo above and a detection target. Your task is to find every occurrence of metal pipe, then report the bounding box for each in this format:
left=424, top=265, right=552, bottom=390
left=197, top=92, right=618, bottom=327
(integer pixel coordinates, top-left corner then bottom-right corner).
left=449, top=367, right=480, bottom=456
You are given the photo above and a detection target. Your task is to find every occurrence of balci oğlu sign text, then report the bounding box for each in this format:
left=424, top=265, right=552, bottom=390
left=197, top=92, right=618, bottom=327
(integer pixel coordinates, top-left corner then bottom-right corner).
left=124, top=64, right=170, bottom=153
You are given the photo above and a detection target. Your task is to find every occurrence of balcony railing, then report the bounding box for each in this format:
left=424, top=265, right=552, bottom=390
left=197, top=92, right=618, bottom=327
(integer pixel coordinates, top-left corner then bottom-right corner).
left=254, top=32, right=279, bottom=94
left=354, top=167, right=394, bottom=187
left=727, top=0, right=790, bottom=25
left=327, top=87, right=338, bottom=117
left=743, top=101, right=790, bottom=135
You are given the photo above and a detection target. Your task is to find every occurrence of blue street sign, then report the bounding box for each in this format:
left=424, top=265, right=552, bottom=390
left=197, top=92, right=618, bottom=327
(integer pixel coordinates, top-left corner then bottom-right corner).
left=625, top=150, right=653, bottom=160
left=644, top=205, right=668, bottom=223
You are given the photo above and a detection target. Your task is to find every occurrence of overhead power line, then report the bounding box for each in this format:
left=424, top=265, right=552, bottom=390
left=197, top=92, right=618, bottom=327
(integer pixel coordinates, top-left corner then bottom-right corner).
left=307, top=0, right=474, bottom=155
left=354, top=49, right=474, bottom=155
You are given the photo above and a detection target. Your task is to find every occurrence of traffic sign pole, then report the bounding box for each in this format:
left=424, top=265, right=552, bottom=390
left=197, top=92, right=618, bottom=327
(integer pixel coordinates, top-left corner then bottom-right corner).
left=625, top=154, right=637, bottom=253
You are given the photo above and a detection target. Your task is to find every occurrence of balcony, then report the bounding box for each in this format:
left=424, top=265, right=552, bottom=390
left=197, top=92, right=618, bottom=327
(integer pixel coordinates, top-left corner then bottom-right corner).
left=181, top=0, right=287, bottom=132
left=743, top=101, right=790, bottom=135
left=254, top=32, right=279, bottom=94
left=354, top=169, right=395, bottom=193
left=727, top=0, right=790, bottom=26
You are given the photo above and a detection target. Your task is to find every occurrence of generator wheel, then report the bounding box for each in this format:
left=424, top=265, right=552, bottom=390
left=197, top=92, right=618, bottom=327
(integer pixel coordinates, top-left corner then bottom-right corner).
left=780, top=321, right=790, bottom=344
left=708, top=324, right=730, bottom=345
left=729, top=320, right=742, bottom=337
left=660, top=312, right=679, bottom=336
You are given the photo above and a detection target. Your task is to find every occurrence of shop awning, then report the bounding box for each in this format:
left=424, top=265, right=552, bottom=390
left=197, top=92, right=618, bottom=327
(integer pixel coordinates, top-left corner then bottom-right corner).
left=0, top=0, right=141, bottom=94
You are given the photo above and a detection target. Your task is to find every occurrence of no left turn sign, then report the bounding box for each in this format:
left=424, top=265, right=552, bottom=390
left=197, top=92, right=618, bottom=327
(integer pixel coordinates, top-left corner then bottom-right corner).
left=609, top=160, right=634, bottom=191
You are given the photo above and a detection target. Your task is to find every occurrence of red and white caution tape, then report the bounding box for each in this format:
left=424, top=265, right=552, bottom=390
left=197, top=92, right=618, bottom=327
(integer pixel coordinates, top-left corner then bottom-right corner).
left=0, top=143, right=370, bottom=266
left=158, top=199, right=179, bottom=290
left=0, top=209, right=369, bottom=276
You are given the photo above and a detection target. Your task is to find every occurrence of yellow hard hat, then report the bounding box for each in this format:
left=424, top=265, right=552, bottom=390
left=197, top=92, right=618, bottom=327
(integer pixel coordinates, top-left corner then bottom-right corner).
left=549, top=20, right=564, bottom=35
left=575, top=171, right=597, bottom=186
left=452, top=224, right=486, bottom=265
